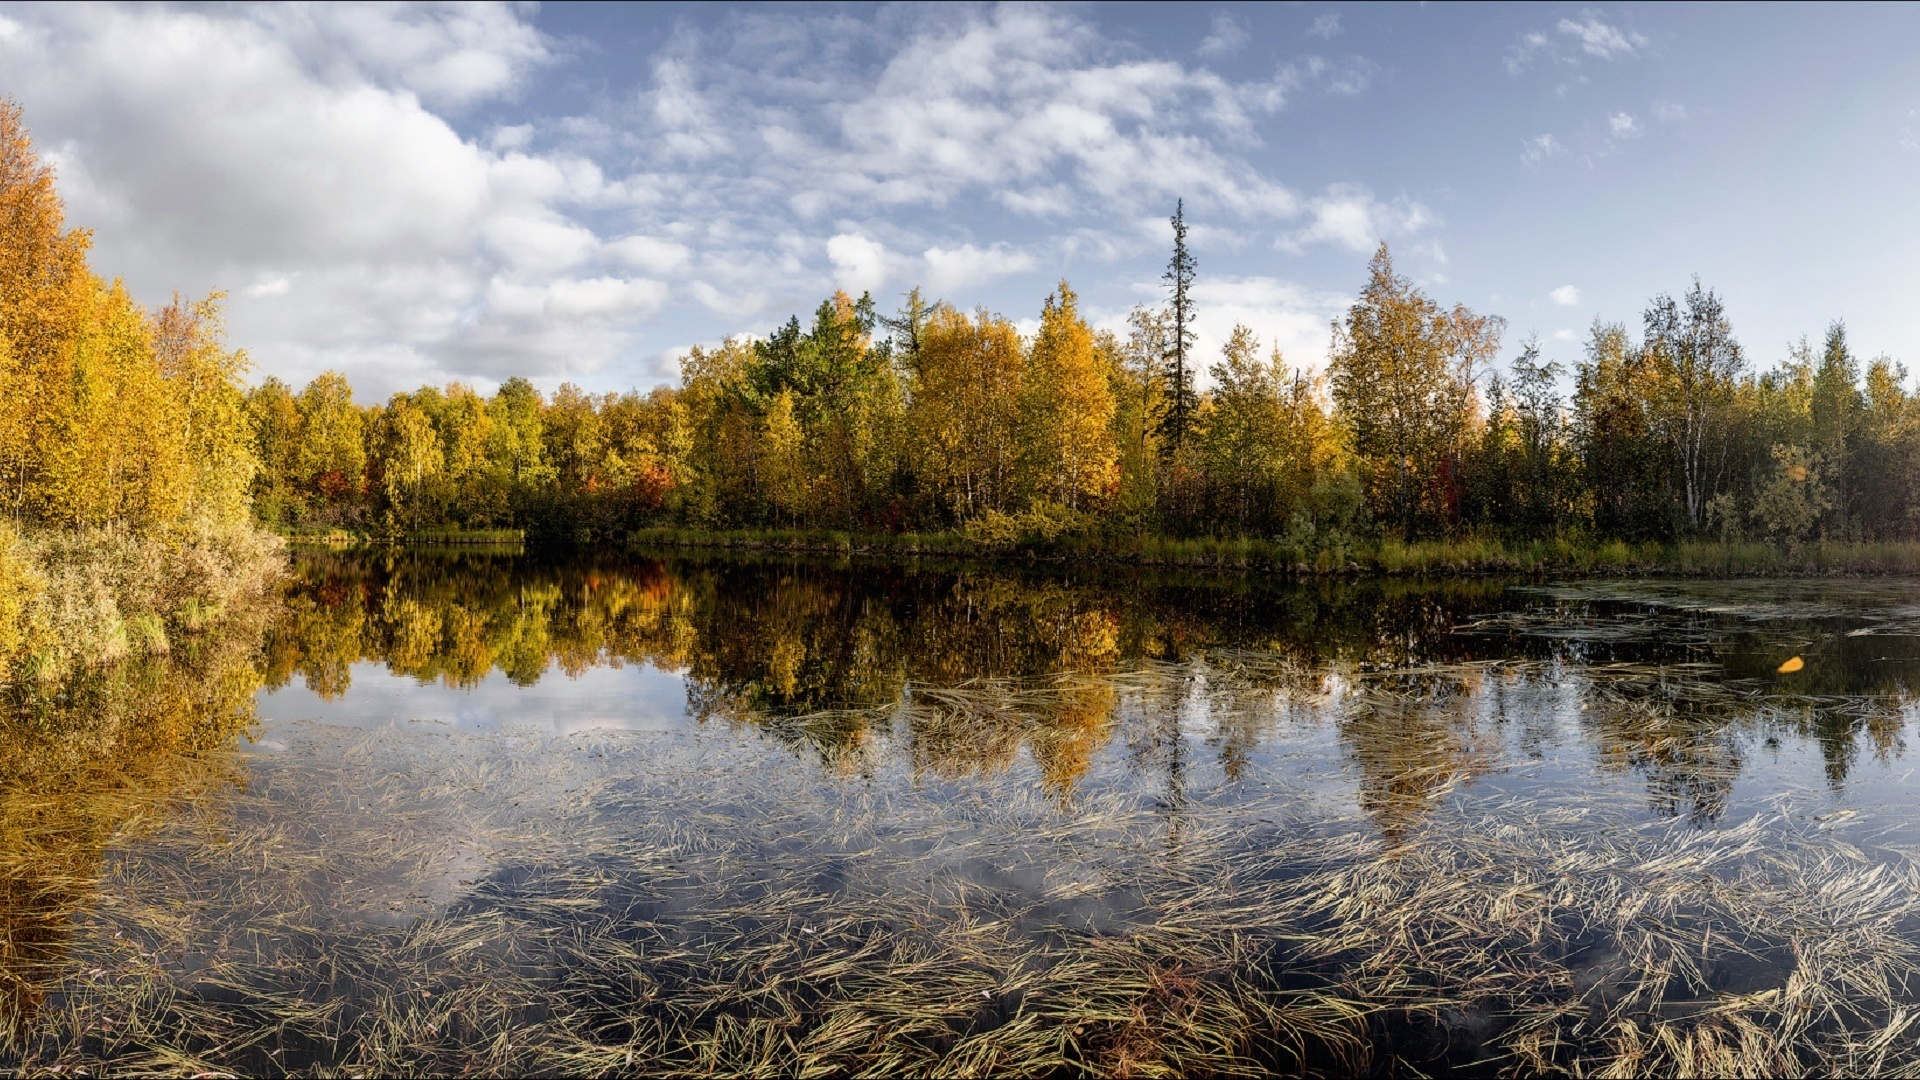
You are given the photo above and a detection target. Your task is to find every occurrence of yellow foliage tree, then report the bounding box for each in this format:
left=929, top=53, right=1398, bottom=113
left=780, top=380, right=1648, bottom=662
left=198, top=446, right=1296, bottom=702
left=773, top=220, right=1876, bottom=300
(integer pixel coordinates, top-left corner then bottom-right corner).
left=909, top=306, right=1024, bottom=520
left=295, top=372, right=367, bottom=512
left=1019, top=281, right=1115, bottom=512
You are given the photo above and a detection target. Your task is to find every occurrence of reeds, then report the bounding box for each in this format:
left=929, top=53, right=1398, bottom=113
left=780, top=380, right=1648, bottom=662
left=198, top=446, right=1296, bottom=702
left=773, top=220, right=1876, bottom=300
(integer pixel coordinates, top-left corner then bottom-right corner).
left=7, top=663, right=1920, bottom=1078
left=625, top=526, right=1920, bottom=580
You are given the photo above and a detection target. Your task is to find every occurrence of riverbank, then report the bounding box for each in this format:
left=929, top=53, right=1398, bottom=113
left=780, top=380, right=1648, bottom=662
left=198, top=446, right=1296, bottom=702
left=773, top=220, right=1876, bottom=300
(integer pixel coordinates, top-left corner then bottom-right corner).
left=623, top=526, right=1920, bottom=578
left=0, top=520, right=285, bottom=684
left=280, top=526, right=525, bottom=547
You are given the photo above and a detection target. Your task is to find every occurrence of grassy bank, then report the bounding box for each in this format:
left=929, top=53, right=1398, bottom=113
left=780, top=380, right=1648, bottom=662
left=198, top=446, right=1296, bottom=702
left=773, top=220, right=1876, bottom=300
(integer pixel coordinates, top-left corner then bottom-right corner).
left=626, top=526, right=1920, bottom=577
left=0, top=520, right=285, bottom=685
left=281, top=526, right=525, bottom=547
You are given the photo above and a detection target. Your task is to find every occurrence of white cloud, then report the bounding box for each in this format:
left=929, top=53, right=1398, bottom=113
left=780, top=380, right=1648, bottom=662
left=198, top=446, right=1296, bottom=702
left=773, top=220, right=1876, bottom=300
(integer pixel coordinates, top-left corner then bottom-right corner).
left=1608, top=111, right=1640, bottom=138
left=1182, top=276, right=1353, bottom=382
left=0, top=3, right=657, bottom=392
left=1307, top=13, right=1343, bottom=40
left=0, top=4, right=1416, bottom=395
left=1411, top=240, right=1449, bottom=266
left=242, top=275, right=291, bottom=299
left=922, top=243, right=1037, bottom=295
left=1505, top=31, right=1554, bottom=74
left=1549, top=285, right=1580, bottom=306
left=1551, top=328, right=1579, bottom=343
left=1197, top=11, right=1249, bottom=58
left=1279, top=184, right=1435, bottom=254
left=1508, top=10, right=1648, bottom=73
left=483, top=214, right=599, bottom=275
left=252, top=2, right=555, bottom=108
left=826, top=233, right=891, bottom=295
left=604, top=235, right=692, bottom=275
left=489, top=123, right=535, bottom=151
left=540, top=277, right=669, bottom=320
left=1652, top=101, right=1687, bottom=123
left=1558, top=11, right=1648, bottom=61
left=1521, top=133, right=1564, bottom=166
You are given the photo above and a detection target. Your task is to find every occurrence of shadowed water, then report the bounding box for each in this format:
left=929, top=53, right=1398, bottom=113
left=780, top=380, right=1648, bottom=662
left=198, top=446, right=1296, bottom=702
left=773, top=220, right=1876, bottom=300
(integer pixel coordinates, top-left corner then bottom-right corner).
left=6, top=549, right=1920, bottom=1075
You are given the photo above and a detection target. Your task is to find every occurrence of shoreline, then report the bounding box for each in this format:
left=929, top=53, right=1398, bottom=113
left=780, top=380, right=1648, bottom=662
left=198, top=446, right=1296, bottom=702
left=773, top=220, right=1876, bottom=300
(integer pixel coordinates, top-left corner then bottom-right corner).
left=279, top=525, right=1920, bottom=579
left=621, top=527, right=1920, bottom=579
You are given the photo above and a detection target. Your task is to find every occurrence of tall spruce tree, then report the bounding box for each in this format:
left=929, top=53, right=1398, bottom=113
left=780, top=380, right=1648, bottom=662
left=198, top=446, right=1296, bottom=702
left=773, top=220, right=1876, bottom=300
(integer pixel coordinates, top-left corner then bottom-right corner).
left=1160, top=200, right=1198, bottom=455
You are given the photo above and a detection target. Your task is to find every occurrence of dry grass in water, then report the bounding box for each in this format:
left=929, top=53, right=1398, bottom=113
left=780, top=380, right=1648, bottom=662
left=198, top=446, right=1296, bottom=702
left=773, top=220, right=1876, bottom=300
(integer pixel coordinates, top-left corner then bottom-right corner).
left=5, top=653, right=1920, bottom=1077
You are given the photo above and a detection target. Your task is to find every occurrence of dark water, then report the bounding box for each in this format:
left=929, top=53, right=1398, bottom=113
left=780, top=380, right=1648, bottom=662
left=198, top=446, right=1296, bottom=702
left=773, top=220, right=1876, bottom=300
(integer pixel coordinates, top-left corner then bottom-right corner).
left=8, top=550, right=1920, bottom=1074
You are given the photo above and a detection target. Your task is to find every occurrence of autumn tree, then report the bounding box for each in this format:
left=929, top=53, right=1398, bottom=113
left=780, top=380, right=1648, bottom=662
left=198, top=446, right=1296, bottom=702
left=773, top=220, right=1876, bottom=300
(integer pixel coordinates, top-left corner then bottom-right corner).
left=1019, top=281, right=1115, bottom=511
left=152, top=293, right=256, bottom=527
left=0, top=98, right=93, bottom=520
left=1109, top=307, right=1167, bottom=529
left=1642, top=281, right=1745, bottom=533
left=295, top=372, right=368, bottom=519
left=377, top=394, right=444, bottom=531
left=1573, top=321, right=1671, bottom=539
left=1329, top=244, right=1503, bottom=536
left=908, top=307, right=1026, bottom=520
left=488, top=376, right=551, bottom=522
left=1202, top=324, right=1280, bottom=533
left=245, top=377, right=303, bottom=525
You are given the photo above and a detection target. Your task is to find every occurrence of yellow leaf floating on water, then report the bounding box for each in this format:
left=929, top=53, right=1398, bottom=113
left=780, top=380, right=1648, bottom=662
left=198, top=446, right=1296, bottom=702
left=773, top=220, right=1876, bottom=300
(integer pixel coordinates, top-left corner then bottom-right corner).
left=1778, top=656, right=1805, bottom=674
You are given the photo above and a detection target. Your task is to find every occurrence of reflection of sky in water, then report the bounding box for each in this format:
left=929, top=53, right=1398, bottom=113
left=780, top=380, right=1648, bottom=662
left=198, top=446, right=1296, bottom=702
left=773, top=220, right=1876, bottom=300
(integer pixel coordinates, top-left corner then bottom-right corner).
left=257, top=660, right=693, bottom=734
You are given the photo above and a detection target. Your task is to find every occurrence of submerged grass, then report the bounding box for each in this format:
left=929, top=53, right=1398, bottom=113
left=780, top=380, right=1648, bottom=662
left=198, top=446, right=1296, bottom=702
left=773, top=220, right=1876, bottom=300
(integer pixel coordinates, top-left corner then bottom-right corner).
left=7, top=646, right=1920, bottom=1078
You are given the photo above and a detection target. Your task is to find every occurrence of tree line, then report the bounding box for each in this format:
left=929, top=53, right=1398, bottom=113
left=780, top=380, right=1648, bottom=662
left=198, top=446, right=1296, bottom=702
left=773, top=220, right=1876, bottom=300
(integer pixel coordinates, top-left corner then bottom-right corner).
left=0, top=102, right=255, bottom=537
left=8, top=87, right=1909, bottom=554
left=254, top=229, right=1911, bottom=552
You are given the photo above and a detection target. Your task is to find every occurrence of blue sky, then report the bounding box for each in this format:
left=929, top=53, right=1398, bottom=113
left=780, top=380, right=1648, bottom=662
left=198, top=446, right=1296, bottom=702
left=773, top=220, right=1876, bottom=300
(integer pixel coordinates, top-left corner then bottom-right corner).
left=2, top=2, right=1916, bottom=398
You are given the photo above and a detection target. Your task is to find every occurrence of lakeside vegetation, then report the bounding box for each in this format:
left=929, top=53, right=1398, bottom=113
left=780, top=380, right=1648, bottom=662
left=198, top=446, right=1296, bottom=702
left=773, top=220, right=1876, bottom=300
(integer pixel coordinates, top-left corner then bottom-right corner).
left=0, top=101, right=282, bottom=681
left=625, top=525, right=1920, bottom=578
left=240, top=207, right=1920, bottom=575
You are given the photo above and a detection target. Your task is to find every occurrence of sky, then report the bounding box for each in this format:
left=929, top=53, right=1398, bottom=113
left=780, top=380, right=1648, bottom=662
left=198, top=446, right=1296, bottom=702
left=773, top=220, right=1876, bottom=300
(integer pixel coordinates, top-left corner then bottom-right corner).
left=2, top=1, right=1917, bottom=400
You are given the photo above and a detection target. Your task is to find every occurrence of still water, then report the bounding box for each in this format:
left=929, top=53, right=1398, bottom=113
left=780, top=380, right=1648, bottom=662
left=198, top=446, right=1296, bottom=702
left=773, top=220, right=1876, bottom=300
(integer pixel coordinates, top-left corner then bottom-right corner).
left=8, top=550, right=1920, bottom=1075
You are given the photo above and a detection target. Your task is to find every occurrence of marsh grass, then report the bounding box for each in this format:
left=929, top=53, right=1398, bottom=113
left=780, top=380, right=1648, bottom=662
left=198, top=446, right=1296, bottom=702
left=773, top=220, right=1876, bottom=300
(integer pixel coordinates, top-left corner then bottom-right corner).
left=8, top=643, right=1920, bottom=1078
left=629, top=526, right=1920, bottom=581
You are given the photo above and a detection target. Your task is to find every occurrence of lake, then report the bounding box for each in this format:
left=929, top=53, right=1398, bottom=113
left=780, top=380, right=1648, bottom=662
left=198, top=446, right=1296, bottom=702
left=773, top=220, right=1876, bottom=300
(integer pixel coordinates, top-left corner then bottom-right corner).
left=7, top=549, right=1920, bottom=1075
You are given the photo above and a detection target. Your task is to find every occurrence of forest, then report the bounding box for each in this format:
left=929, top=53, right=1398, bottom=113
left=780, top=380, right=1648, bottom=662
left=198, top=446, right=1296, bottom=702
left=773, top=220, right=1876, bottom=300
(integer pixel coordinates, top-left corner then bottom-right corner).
left=0, top=100, right=278, bottom=679
left=6, top=87, right=1918, bottom=587
left=246, top=215, right=1912, bottom=561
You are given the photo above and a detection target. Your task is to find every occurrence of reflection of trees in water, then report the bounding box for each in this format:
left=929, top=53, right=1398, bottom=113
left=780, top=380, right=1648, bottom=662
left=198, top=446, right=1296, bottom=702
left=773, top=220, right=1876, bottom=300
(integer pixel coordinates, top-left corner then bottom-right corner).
left=0, top=611, right=262, bottom=1033
left=266, top=552, right=1920, bottom=831
left=268, top=553, right=1526, bottom=796
left=1336, top=668, right=1502, bottom=843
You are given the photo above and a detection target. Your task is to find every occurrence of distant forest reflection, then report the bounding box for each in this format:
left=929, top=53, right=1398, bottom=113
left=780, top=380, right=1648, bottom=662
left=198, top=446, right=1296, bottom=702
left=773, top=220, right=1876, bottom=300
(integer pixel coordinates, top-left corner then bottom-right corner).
left=263, top=550, right=1920, bottom=829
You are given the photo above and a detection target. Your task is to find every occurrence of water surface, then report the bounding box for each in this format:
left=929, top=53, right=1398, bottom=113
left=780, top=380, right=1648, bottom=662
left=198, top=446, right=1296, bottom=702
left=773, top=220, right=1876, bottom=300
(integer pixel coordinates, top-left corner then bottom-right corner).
left=8, top=550, right=1920, bottom=1074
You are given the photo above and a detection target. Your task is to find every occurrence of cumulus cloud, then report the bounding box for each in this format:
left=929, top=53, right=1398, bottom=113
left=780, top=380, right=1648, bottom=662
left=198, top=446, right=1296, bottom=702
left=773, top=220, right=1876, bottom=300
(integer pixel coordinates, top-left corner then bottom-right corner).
left=1550, top=285, right=1580, bottom=306
left=1186, top=276, right=1352, bottom=382
left=923, top=243, right=1037, bottom=295
left=254, top=2, right=556, bottom=109
left=1307, top=13, right=1342, bottom=40
left=604, top=236, right=693, bottom=275
left=1652, top=101, right=1687, bottom=123
left=1279, top=185, right=1435, bottom=253
left=1608, top=111, right=1640, bottom=138
left=826, top=233, right=892, bottom=295
left=1197, top=11, right=1249, bottom=58
left=0, top=3, right=1411, bottom=395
